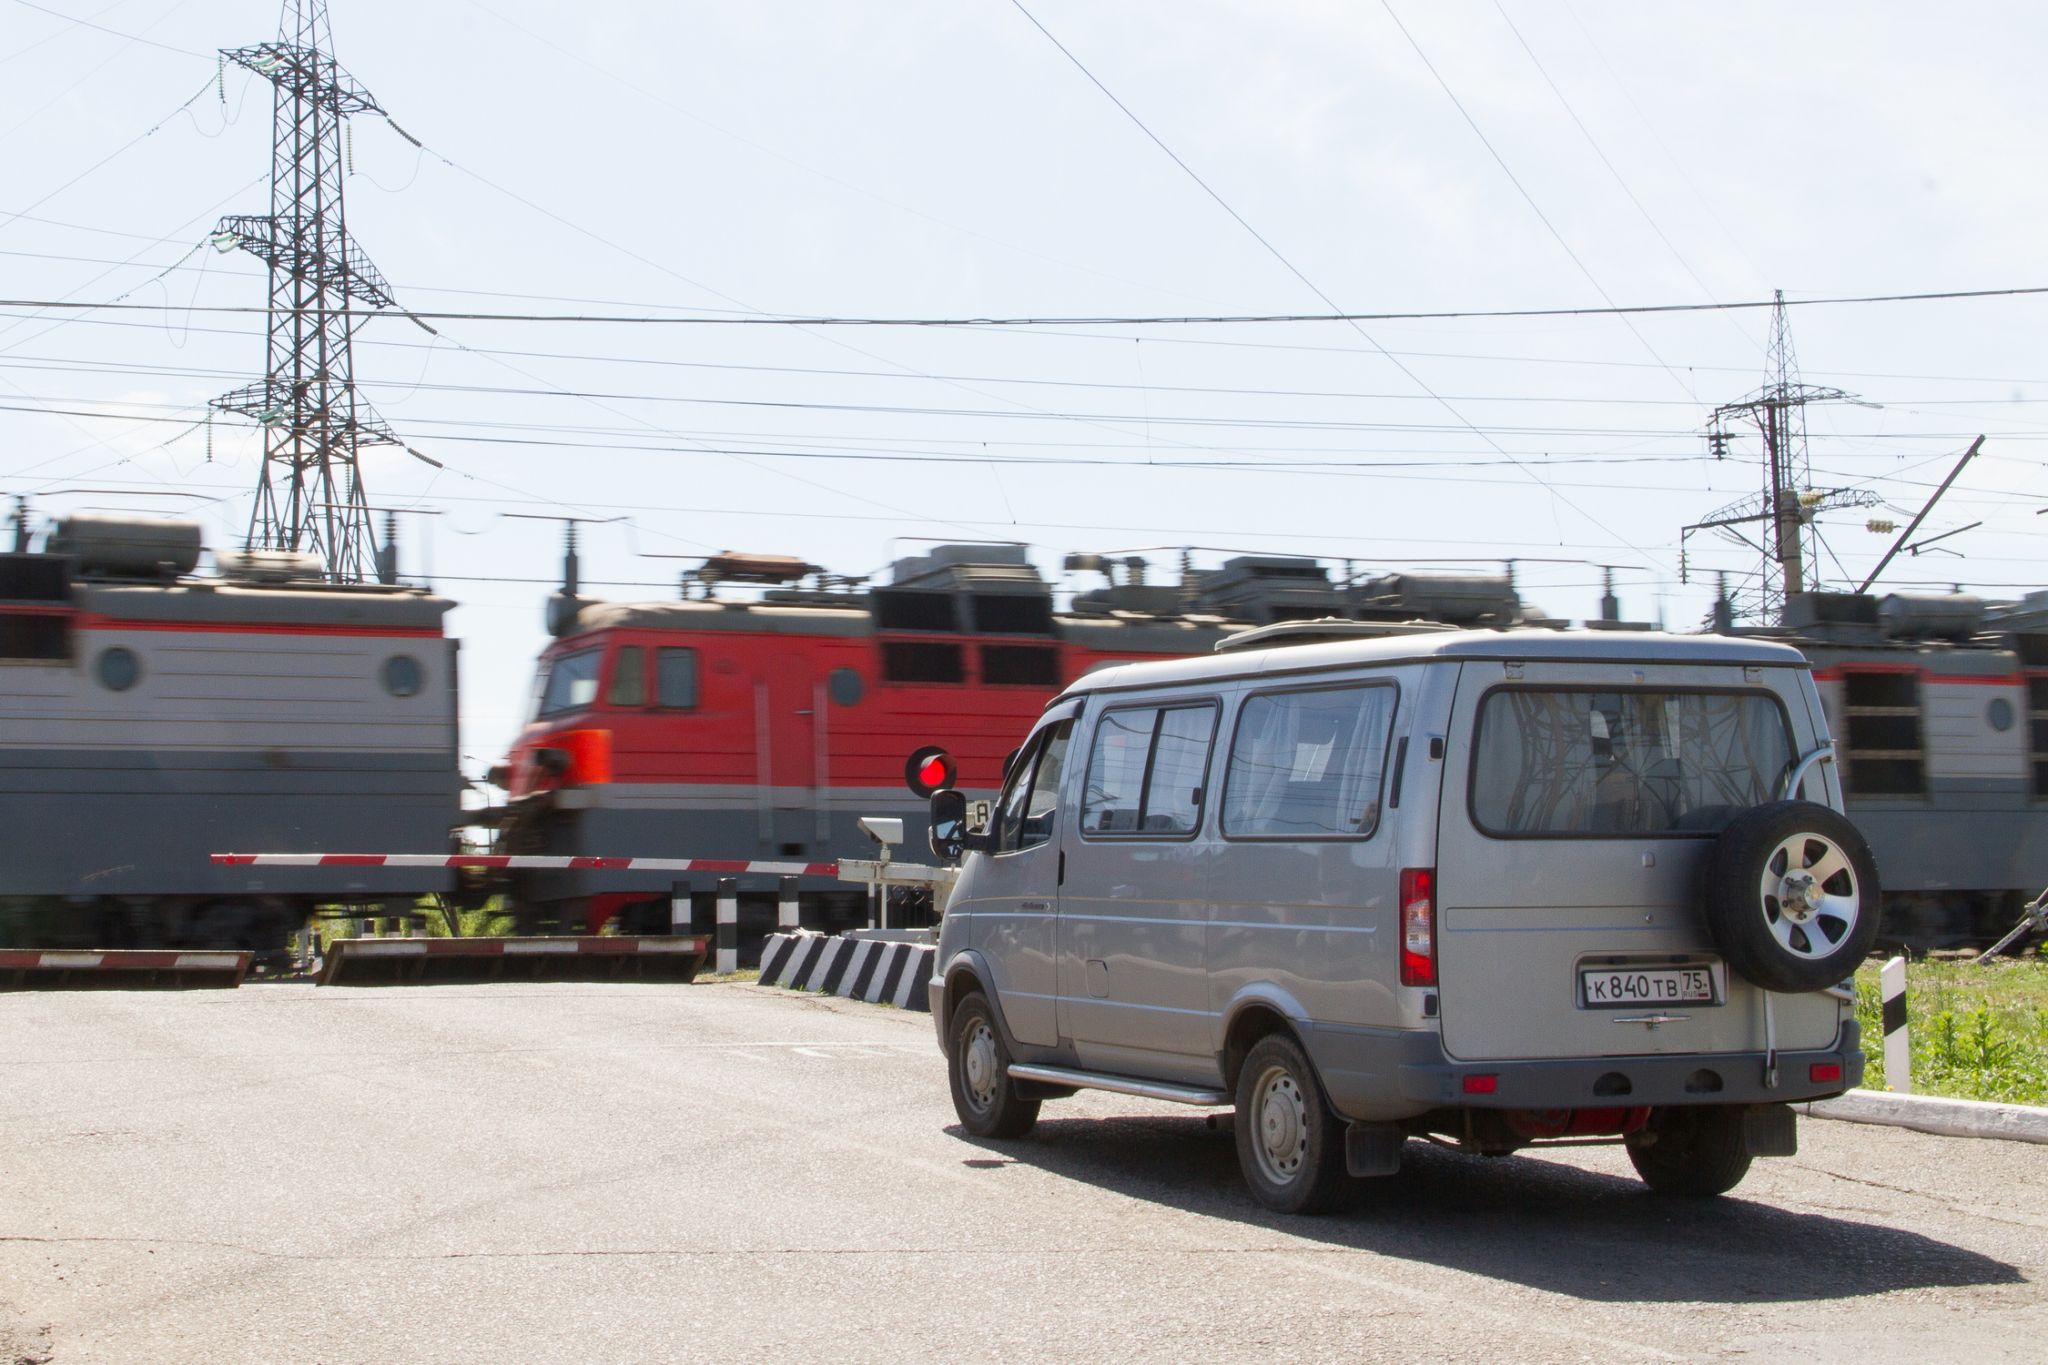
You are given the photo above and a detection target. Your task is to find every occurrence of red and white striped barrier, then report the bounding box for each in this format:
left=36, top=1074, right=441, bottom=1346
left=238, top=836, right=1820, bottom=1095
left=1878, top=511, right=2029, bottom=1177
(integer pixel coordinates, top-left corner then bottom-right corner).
left=318, top=934, right=709, bottom=985
left=0, top=949, right=252, bottom=990
left=213, top=853, right=841, bottom=876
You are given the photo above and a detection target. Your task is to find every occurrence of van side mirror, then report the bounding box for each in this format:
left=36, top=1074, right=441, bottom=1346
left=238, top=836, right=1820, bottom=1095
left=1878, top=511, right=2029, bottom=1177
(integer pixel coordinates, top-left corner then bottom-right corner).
left=929, top=788, right=990, bottom=860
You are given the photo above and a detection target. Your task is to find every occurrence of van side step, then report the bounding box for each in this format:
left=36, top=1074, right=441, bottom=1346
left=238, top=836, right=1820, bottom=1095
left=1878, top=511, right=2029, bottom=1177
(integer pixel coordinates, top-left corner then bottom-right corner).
left=1006, top=1063, right=1228, bottom=1107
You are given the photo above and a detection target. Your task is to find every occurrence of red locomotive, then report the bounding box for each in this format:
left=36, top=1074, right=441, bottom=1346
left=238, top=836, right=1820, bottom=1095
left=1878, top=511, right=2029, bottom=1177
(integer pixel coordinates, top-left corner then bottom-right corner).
left=492, top=543, right=1529, bottom=944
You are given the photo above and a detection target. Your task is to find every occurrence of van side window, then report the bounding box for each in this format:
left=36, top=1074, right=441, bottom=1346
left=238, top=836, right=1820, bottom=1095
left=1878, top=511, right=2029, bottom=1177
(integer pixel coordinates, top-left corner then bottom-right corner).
left=995, top=719, right=1074, bottom=853
left=1223, top=684, right=1394, bottom=839
left=608, top=646, right=646, bottom=706
left=1080, top=703, right=1217, bottom=837
left=1471, top=689, right=1791, bottom=837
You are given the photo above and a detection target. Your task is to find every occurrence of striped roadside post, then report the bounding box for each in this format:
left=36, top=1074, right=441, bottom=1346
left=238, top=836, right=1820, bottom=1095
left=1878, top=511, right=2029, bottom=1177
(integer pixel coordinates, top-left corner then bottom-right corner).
left=670, top=881, right=690, bottom=935
left=778, top=875, right=800, bottom=933
left=1880, top=955, right=1911, bottom=1093
left=716, top=877, right=739, bottom=974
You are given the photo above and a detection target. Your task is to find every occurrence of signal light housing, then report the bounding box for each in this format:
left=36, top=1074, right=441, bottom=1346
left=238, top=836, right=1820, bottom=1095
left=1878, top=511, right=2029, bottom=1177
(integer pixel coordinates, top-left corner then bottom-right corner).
left=1399, top=867, right=1436, bottom=987
left=904, top=745, right=957, bottom=798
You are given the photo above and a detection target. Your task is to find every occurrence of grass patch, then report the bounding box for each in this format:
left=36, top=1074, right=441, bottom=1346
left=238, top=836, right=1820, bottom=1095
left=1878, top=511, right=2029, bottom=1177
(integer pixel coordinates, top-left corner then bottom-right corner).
left=1854, top=956, right=2048, bottom=1105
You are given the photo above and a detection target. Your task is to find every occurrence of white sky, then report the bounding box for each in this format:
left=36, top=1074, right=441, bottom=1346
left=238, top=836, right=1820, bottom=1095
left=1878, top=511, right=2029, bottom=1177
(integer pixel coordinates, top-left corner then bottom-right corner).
left=3, top=0, right=2045, bottom=768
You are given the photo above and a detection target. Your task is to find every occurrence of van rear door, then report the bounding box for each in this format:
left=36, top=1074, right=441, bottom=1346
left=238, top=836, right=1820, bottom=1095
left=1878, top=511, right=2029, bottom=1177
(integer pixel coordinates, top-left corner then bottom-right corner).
left=1432, top=659, right=1838, bottom=1062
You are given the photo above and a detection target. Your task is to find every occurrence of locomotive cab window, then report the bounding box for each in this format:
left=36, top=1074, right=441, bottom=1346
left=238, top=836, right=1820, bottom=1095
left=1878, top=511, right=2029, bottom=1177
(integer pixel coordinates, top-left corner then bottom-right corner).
left=1839, top=670, right=1925, bottom=797
left=2028, top=667, right=2048, bottom=800
left=536, top=646, right=602, bottom=717
left=0, top=554, right=73, bottom=662
left=981, top=643, right=1060, bottom=687
left=608, top=645, right=646, bottom=706
left=881, top=640, right=964, bottom=684
left=657, top=648, right=699, bottom=709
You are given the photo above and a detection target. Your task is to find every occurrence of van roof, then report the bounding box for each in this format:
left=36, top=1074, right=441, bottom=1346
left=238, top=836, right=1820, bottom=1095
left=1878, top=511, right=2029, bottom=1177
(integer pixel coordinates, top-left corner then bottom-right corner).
left=1063, top=628, right=1810, bottom=698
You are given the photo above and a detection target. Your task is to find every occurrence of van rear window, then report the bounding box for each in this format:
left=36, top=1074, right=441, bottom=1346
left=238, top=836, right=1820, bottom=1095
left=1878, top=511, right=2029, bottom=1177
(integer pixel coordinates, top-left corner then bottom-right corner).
left=1472, top=689, right=1793, bottom=837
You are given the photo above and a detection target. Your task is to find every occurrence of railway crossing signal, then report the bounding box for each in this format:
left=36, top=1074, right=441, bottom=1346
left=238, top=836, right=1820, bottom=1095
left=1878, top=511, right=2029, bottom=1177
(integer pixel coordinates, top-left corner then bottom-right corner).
left=905, top=746, right=957, bottom=797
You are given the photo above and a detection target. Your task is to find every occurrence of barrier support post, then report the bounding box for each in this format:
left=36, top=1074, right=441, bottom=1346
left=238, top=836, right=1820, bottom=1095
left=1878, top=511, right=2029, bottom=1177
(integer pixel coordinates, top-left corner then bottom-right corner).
left=778, top=876, right=800, bottom=933
left=1880, top=955, right=1911, bottom=1093
left=671, top=881, right=690, bottom=935
left=716, top=877, right=738, bottom=974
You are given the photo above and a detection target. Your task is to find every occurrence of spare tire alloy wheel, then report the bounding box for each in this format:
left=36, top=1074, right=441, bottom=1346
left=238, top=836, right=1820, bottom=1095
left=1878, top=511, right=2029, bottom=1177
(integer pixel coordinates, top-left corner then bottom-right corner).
left=1704, top=800, right=1881, bottom=993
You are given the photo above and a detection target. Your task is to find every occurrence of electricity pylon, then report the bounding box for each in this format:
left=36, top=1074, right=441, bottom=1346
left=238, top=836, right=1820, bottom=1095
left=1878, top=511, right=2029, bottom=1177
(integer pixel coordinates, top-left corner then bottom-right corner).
left=1690, top=291, right=1879, bottom=623
left=212, top=0, right=397, bottom=583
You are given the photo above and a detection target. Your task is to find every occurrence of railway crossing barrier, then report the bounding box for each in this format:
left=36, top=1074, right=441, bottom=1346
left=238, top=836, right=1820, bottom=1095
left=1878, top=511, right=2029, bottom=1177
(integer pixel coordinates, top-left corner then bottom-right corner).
left=210, top=850, right=954, bottom=988
left=0, top=949, right=251, bottom=991
left=1977, top=886, right=2048, bottom=962
left=318, top=935, right=708, bottom=986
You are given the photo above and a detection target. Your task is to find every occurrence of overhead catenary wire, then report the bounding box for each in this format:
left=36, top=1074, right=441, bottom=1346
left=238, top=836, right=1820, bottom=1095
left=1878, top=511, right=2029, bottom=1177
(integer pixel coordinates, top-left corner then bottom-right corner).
left=20, top=343, right=2048, bottom=411
left=2, top=280, right=2045, bottom=326
left=4, top=0, right=213, bottom=60
left=1375, top=0, right=1698, bottom=401
left=19, top=301, right=2048, bottom=391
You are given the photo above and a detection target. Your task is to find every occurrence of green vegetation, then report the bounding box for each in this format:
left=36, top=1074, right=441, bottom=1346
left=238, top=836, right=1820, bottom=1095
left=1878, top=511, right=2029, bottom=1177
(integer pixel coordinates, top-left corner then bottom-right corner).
left=1855, top=955, right=2048, bottom=1105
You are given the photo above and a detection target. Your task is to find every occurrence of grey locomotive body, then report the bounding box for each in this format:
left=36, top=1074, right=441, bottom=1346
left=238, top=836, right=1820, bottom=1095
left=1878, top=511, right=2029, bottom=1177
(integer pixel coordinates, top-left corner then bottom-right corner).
left=1779, top=590, right=2048, bottom=945
left=0, top=514, right=462, bottom=952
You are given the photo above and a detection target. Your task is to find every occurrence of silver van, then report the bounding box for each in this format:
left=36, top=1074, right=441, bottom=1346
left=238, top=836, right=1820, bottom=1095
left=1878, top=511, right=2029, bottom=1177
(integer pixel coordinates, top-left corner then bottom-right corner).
left=925, top=629, right=1874, bottom=1213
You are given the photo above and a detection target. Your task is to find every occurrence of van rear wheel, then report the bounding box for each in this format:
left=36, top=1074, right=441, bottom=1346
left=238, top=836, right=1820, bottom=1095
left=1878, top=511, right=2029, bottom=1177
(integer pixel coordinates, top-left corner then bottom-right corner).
left=1233, top=1033, right=1347, bottom=1215
left=1627, top=1106, right=1752, bottom=1197
left=947, top=992, right=1040, bottom=1139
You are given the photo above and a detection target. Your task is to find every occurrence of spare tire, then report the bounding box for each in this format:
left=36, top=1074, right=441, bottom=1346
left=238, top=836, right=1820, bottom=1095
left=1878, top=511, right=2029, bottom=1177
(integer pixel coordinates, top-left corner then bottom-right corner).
left=1702, top=800, right=1881, bottom=993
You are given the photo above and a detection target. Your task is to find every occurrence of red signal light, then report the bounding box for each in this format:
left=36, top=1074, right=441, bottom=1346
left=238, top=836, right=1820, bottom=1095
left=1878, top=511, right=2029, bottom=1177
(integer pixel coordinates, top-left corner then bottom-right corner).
left=904, top=745, right=957, bottom=797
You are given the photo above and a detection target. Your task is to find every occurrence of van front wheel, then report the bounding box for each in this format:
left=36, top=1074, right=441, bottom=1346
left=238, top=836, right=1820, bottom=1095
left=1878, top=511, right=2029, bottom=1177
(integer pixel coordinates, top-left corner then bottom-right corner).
left=1627, top=1106, right=1752, bottom=1197
left=947, top=992, right=1040, bottom=1139
left=1234, top=1033, right=1347, bottom=1215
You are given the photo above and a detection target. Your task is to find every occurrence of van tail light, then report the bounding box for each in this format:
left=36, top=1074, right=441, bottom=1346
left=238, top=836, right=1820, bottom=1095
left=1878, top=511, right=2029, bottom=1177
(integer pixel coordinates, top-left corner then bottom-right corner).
left=1399, top=867, right=1436, bottom=987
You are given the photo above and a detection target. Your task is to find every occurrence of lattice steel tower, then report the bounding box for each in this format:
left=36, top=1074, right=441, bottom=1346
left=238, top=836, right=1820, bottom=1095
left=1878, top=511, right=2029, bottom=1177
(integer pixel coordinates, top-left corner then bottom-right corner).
left=213, top=0, right=397, bottom=583
left=1685, top=291, right=1877, bottom=624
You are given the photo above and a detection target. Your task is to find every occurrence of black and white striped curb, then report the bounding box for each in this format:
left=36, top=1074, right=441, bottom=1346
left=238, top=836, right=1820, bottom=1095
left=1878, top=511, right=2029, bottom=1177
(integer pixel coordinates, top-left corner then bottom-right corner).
left=758, top=933, right=935, bottom=1012
left=1803, top=1090, right=2048, bottom=1145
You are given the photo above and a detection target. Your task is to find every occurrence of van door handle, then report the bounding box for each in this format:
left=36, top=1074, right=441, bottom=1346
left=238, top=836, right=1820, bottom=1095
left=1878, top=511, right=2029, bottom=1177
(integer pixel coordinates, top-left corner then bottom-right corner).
left=1058, top=850, right=1066, bottom=886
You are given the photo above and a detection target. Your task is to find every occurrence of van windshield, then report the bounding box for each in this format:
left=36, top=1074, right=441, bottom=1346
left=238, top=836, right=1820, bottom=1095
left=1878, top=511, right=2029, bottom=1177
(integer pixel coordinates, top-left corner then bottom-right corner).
left=1472, top=689, right=1793, bottom=837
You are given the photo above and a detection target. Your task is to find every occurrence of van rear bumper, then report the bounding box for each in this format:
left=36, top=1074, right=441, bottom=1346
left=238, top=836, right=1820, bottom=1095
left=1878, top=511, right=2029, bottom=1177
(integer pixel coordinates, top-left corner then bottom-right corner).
left=1305, top=1019, right=1863, bottom=1122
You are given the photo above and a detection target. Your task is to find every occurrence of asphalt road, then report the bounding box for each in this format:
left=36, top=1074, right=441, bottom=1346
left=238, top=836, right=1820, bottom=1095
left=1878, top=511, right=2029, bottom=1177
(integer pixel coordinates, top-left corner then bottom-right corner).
left=1, top=981, right=2043, bottom=1364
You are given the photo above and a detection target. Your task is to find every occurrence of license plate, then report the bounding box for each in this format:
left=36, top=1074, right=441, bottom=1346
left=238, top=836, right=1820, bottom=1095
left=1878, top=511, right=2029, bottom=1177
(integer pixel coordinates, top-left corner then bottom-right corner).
left=1579, top=965, right=1716, bottom=1008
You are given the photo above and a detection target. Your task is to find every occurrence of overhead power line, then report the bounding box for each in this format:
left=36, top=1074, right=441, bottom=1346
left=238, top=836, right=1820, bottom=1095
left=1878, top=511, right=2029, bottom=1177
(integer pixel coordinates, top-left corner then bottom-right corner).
left=5, top=1, right=213, bottom=59
left=4, top=282, right=2044, bottom=327
left=24, top=302, right=2048, bottom=389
